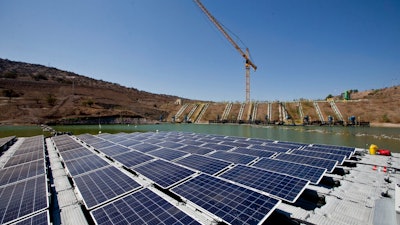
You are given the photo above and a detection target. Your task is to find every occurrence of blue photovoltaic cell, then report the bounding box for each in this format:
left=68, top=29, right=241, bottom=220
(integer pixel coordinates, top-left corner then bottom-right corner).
left=291, top=149, right=346, bottom=165
left=0, top=175, right=48, bottom=224
left=147, top=148, right=189, bottom=161
left=201, top=143, right=235, bottom=151
left=4, top=151, right=44, bottom=168
left=175, top=154, right=232, bottom=175
left=275, top=153, right=338, bottom=172
left=58, top=147, right=94, bottom=161
left=141, top=138, right=164, bottom=144
left=98, top=145, right=131, bottom=156
left=252, top=158, right=326, bottom=184
left=172, top=174, right=281, bottom=225
left=178, top=145, right=214, bottom=155
left=131, top=143, right=161, bottom=152
left=220, top=165, right=309, bottom=203
left=302, top=146, right=353, bottom=159
left=209, top=151, right=257, bottom=165
left=74, top=166, right=141, bottom=209
left=134, top=160, right=196, bottom=189
left=231, top=147, right=276, bottom=158
left=14, top=211, right=49, bottom=225
left=0, top=160, right=45, bottom=186
left=113, top=150, right=154, bottom=168
left=91, top=188, right=200, bottom=225
left=64, top=154, right=109, bottom=176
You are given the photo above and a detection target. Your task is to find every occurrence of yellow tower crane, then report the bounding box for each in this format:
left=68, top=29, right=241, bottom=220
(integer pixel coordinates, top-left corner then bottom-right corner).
left=194, top=0, right=257, bottom=103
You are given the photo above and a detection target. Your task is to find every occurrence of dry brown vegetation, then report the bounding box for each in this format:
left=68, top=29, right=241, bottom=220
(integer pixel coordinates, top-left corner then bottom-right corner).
left=1, top=58, right=399, bottom=126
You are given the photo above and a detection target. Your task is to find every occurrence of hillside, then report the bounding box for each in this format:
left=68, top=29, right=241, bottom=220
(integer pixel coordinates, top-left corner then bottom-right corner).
left=0, top=58, right=195, bottom=124
left=1, top=58, right=399, bottom=126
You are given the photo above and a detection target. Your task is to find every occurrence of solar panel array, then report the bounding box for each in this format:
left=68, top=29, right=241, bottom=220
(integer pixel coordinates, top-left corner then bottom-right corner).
left=0, top=135, right=49, bottom=225
left=0, top=130, right=352, bottom=224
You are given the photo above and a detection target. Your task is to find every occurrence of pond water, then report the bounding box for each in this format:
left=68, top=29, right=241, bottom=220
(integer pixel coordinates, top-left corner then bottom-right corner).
left=1, top=124, right=399, bottom=152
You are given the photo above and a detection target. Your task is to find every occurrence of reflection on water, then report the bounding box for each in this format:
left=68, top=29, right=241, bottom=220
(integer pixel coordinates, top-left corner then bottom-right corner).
left=1, top=124, right=399, bottom=153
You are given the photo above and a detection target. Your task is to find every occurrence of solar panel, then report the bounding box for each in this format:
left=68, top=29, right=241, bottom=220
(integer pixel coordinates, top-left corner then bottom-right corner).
left=178, top=139, right=205, bottom=146
left=157, top=141, right=185, bottom=149
left=90, top=141, right=115, bottom=149
left=291, top=149, right=346, bottom=165
left=175, top=154, right=232, bottom=175
left=133, top=160, right=196, bottom=189
left=73, top=166, right=141, bottom=209
left=58, top=147, right=94, bottom=161
left=220, top=141, right=251, bottom=148
left=64, top=154, right=110, bottom=176
left=147, top=148, right=189, bottom=161
left=312, top=143, right=355, bottom=152
left=178, top=145, right=214, bottom=155
left=0, top=160, right=45, bottom=186
left=220, top=165, right=309, bottom=203
left=231, top=147, right=276, bottom=158
left=13, top=211, right=49, bottom=225
left=251, top=144, right=291, bottom=153
left=171, top=174, right=281, bottom=225
left=4, top=151, right=44, bottom=168
left=275, top=153, right=338, bottom=173
left=201, top=143, right=235, bottom=151
left=0, top=175, right=48, bottom=224
left=113, top=150, right=154, bottom=168
left=131, top=143, right=161, bottom=152
left=91, top=188, right=200, bottom=225
left=96, top=144, right=131, bottom=156
left=302, top=146, right=353, bottom=159
left=252, top=158, right=326, bottom=184
left=209, top=151, right=257, bottom=165
left=117, top=139, right=141, bottom=147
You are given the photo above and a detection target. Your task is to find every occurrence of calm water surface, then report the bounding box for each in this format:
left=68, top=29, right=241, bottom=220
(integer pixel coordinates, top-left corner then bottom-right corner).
left=1, top=124, right=399, bottom=152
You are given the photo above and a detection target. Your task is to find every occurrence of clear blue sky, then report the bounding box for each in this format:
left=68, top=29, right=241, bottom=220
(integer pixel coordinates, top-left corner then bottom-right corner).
left=1, top=0, right=399, bottom=102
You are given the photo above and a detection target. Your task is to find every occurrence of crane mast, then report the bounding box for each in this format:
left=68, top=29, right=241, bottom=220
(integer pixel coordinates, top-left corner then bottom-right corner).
left=194, top=0, right=257, bottom=103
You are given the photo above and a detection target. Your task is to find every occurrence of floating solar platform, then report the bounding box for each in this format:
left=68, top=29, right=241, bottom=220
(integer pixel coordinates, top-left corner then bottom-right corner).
left=0, top=160, right=45, bottom=186
left=0, top=175, right=48, bottom=224
left=147, top=148, right=189, bottom=161
left=73, top=166, right=141, bottom=209
left=64, top=154, right=110, bottom=177
left=113, top=150, right=154, bottom=168
left=208, top=151, right=257, bottom=165
left=231, top=147, right=276, bottom=158
left=91, top=188, right=201, bottom=225
left=252, top=157, right=326, bottom=184
left=275, top=153, right=338, bottom=173
left=219, top=165, right=309, bottom=203
left=171, top=174, right=281, bottom=225
left=133, top=159, right=196, bottom=189
left=175, top=154, right=232, bottom=175
left=291, top=149, right=346, bottom=165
